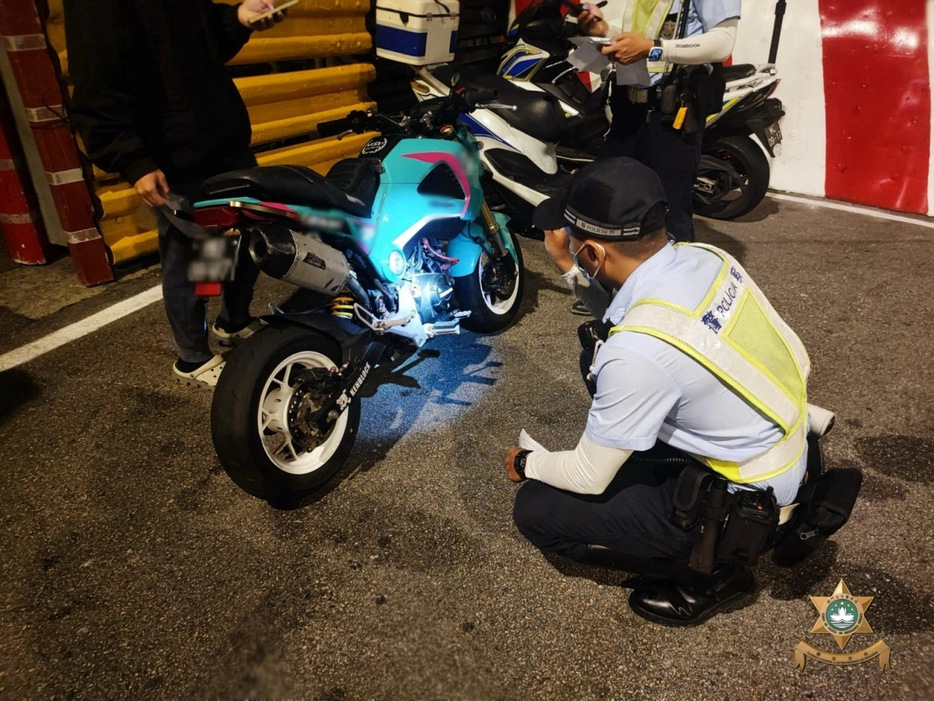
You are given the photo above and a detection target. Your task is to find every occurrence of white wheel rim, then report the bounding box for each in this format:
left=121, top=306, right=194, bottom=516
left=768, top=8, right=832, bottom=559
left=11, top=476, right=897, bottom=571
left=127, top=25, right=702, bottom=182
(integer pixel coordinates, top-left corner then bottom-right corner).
left=256, top=350, right=349, bottom=476
left=479, top=250, right=520, bottom=315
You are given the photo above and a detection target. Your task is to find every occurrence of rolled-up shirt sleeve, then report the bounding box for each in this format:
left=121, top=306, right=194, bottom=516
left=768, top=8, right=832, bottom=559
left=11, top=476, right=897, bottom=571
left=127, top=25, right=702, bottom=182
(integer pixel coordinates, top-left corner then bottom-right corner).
left=525, top=434, right=632, bottom=495
left=584, top=346, right=680, bottom=452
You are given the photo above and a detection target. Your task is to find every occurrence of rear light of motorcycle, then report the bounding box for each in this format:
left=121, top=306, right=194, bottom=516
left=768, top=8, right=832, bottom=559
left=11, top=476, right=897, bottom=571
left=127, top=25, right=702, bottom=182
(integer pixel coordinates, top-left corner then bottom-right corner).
left=194, top=282, right=223, bottom=297
left=192, top=206, right=242, bottom=229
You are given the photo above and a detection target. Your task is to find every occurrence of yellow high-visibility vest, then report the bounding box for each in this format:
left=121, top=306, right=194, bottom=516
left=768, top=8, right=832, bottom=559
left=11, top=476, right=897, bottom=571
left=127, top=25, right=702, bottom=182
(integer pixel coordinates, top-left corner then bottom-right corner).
left=621, top=0, right=677, bottom=40
left=609, top=243, right=810, bottom=483
left=620, top=0, right=680, bottom=75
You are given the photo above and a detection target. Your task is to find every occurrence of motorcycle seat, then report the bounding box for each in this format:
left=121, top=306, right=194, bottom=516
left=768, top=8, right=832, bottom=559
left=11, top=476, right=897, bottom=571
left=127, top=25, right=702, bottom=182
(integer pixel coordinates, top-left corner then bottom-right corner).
left=430, top=64, right=567, bottom=143
left=201, top=164, right=374, bottom=218
left=722, top=64, right=757, bottom=82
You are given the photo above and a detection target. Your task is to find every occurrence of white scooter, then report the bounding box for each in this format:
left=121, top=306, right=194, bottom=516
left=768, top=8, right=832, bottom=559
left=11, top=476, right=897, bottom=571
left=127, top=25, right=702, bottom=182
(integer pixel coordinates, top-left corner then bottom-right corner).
left=410, top=0, right=785, bottom=228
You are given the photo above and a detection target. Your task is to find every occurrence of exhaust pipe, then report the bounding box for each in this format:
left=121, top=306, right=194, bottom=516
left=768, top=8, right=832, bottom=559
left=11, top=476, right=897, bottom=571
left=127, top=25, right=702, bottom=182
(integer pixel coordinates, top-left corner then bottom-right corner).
left=249, top=224, right=350, bottom=296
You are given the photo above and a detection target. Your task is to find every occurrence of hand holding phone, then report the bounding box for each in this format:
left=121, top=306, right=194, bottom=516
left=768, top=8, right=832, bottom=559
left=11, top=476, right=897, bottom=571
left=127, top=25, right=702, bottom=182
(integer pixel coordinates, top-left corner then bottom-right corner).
left=239, top=0, right=297, bottom=29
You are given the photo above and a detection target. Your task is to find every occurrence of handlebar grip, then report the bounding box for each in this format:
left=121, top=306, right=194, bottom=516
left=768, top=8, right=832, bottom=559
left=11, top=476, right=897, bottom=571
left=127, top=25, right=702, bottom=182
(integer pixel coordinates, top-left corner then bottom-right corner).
left=317, top=116, right=351, bottom=137
left=463, top=88, right=498, bottom=108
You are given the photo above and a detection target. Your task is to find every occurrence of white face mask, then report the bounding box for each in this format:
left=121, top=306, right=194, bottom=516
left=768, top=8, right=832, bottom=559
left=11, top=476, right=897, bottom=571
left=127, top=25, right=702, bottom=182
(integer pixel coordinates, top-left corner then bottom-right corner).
left=571, top=239, right=607, bottom=280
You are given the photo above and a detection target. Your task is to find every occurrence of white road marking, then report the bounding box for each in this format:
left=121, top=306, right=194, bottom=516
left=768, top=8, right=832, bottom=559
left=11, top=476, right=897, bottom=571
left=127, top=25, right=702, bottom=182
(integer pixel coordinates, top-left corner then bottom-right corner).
left=0, top=285, right=163, bottom=372
left=768, top=192, right=934, bottom=230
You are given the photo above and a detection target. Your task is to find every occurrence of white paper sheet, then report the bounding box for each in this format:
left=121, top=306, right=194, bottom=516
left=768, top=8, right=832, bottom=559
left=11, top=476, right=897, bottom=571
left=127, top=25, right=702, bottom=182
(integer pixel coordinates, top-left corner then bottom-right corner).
left=567, top=37, right=612, bottom=74
left=518, top=429, right=550, bottom=453
left=614, top=59, right=651, bottom=86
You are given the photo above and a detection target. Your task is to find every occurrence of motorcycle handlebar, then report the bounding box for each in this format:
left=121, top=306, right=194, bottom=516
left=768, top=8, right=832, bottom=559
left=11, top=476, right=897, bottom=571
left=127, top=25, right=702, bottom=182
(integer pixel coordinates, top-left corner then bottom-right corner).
left=461, top=88, right=498, bottom=109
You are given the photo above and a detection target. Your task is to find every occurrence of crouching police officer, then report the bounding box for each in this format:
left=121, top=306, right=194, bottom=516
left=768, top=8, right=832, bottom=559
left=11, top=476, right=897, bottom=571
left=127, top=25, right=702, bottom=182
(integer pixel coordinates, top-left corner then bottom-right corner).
left=504, top=157, right=860, bottom=626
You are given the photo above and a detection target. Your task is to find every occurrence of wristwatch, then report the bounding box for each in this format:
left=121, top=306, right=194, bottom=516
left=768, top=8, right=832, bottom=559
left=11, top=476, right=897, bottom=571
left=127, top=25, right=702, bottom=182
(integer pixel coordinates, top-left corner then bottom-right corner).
left=513, top=450, right=531, bottom=481
left=648, top=39, right=663, bottom=62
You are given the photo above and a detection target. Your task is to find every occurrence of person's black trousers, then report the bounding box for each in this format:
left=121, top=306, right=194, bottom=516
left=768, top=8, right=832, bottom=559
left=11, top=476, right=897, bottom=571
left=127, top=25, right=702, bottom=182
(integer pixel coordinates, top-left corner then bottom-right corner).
left=156, top=150, right=261, bottom=364
left=604, top=93, right=706, bottom=243
left=512, top=459, right=694, bottom=573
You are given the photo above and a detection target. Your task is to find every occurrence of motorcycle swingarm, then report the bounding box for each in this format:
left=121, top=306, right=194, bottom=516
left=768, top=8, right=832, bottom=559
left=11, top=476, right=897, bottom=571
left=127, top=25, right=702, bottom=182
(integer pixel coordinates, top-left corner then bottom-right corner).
left=303, top=340, right=387, bottom=435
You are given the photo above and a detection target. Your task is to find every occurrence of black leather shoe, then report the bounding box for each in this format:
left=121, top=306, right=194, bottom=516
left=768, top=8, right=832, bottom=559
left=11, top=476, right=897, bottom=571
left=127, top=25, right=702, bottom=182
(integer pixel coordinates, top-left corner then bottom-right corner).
left=628, top=566, right=756, bottom=627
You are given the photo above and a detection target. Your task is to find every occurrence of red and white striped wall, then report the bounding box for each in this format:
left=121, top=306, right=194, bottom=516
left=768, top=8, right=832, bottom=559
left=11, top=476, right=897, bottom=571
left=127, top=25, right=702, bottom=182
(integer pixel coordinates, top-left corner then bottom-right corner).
left=733, top=0, right=933, bottom=216
left=510, top=0, right=934, bottom=216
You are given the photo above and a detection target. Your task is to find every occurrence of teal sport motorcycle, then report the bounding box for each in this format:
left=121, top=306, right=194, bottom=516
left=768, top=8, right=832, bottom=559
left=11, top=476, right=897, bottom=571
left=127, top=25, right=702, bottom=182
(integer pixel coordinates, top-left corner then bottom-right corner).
left=184, top=89, right=524, bottom=503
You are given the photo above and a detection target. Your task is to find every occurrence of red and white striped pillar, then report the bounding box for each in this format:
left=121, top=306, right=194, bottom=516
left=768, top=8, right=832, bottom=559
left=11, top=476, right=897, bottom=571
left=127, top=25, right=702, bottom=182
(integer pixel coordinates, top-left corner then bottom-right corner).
left=0, top=0, right=113, bottom=285
left=0, top=89, right=50, bottom=264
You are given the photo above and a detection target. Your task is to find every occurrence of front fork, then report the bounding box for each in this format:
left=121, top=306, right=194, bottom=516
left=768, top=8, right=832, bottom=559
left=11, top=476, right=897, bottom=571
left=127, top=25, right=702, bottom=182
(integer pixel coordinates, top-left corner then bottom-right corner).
left=480, top=201, right=510, bottom=259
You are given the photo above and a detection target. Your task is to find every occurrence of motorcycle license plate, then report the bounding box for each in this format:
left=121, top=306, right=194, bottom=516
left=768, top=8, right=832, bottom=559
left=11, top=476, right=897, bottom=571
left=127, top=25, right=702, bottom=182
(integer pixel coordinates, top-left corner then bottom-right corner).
left=765, top=122, right=783, bottom=149
left=187, top=235, right=240, bottom=284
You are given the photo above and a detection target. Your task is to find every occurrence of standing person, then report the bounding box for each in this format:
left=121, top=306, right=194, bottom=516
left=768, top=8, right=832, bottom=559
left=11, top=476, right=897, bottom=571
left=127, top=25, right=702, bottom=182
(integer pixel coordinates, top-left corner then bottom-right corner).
left=574, top=0, right=741, bottom=243
left=505, top=157, right=823, bottom=626
left=64, top=0, right=287, bottom=387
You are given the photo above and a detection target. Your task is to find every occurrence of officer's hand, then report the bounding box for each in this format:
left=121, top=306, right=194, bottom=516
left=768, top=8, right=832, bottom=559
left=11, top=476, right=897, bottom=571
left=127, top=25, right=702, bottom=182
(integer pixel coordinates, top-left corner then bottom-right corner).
left=238, top=0, right=289, bottom=30
left=134, top=169, right=170, bottom=208
left=577, top=4, right=608, bottom=37
left=602, top=32, right=654, bottom=64
left=543, top=227, right=575, bottom=274
left=505, top=446, right=525, bottom=483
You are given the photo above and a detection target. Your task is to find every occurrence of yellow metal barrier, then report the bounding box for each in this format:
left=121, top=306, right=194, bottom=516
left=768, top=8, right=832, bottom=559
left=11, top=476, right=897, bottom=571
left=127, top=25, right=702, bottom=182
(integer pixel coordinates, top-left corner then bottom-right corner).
left=44, top=0, right=377, bottom=264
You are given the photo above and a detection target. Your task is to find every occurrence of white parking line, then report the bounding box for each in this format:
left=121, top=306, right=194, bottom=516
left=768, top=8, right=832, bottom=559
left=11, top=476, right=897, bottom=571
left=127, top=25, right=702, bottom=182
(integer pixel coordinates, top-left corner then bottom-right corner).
left=768, top=192, right=934, bottom=230
left=0, top=285, right=163, bottom=372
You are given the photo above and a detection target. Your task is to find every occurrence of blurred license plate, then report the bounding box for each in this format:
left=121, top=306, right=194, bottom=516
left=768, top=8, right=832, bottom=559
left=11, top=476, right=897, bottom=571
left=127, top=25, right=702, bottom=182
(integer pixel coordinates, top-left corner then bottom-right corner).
left=765, top=122, right=783, bottom=148
left=188, top=235, right=240, bottom=283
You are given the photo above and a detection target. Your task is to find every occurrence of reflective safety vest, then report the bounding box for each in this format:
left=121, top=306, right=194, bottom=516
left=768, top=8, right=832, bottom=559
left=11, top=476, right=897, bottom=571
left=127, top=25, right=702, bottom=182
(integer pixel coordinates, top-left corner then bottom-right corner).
left=608, top=243, right=811, bottom=483
left=621, top=0, right=677, bottom=40
left=619, top=0, right=680, bottom=76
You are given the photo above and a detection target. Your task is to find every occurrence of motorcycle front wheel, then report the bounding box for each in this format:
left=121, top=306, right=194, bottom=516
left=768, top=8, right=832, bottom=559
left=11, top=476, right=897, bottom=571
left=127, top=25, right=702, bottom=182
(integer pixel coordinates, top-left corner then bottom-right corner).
left=693, top=135, right=770, bottom=220
left=453, top=227, right=525, bottom=333
left=211, top=325, right=360, bottom=503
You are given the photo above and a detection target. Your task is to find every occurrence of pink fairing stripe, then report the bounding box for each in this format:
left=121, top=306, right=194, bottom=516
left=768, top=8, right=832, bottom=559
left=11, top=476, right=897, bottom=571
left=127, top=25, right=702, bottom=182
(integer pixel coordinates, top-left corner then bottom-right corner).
left=403, top=152, right=471, bottom=216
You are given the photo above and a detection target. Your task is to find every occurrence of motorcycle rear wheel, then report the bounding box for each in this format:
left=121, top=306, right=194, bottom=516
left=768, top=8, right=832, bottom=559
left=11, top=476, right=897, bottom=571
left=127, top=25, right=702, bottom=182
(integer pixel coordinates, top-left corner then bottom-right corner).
left=693, top=135, right=770, bottom=220
left=453, top=227, right=525, bottom=333
left=211, top=325, right=360, bottom=503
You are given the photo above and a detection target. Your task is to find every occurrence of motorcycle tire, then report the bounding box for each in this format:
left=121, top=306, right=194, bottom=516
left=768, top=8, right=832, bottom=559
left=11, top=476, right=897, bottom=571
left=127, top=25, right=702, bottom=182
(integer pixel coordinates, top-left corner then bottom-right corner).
left=211, top=325, right=360, bottom=503
left=453, top=227, right=525, bottom=333
left=693, top=135, right=771, bottom=220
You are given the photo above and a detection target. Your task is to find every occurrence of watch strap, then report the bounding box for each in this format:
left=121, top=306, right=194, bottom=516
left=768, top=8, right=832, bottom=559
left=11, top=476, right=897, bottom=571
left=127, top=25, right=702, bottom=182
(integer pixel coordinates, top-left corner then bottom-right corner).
left=513, top=450, right=531, bottom=481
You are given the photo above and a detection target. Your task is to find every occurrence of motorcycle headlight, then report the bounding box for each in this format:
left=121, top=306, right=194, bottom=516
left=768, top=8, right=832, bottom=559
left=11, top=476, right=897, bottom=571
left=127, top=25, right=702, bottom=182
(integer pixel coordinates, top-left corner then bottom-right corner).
left=388, top=249, right=407, bottom=277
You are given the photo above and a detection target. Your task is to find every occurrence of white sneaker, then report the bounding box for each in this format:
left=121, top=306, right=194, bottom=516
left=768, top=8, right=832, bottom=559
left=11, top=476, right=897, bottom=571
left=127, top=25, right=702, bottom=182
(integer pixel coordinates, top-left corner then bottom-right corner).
left=211, top=319, right=263, bottom=346
left=173, top=354, right=225, bottom=389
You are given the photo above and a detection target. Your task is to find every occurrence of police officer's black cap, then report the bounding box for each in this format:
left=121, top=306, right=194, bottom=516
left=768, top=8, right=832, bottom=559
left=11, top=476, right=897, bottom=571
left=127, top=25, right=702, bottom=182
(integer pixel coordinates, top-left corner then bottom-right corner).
left=532, top=157, right=668, bottom=240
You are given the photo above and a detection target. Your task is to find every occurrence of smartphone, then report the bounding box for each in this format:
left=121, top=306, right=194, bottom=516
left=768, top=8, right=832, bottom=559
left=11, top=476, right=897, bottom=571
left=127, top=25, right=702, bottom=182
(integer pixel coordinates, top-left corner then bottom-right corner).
left=248, top=0, right=299, bottom=24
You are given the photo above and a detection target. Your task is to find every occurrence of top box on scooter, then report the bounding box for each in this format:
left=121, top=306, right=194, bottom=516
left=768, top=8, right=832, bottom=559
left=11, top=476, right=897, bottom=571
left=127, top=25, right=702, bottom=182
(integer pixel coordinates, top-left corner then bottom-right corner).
left=375, top=0, right=460, bottom=66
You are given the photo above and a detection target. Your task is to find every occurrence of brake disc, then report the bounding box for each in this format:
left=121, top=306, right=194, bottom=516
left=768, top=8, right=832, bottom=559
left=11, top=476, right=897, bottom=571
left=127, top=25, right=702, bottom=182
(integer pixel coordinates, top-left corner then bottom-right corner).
left=286, top=368, right=339, bottom=452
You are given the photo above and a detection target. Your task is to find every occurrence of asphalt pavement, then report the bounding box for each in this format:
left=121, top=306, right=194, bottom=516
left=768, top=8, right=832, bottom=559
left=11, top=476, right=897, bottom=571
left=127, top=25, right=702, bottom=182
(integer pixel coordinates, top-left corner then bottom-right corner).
left=0, top=195, right=932, bottom=700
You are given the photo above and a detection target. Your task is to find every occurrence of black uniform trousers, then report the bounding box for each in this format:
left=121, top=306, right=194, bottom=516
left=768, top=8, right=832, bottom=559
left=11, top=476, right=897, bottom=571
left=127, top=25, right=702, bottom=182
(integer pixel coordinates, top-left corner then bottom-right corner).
left=512, top=459, right=694, bottom=574
left=604, top=92, right=706, bottom=243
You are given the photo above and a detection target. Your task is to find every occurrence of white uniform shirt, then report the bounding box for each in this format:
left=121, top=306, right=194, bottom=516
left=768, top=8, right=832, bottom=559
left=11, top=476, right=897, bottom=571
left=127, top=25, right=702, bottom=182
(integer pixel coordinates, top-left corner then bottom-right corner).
left=585, top=243, right=807, bottom=505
